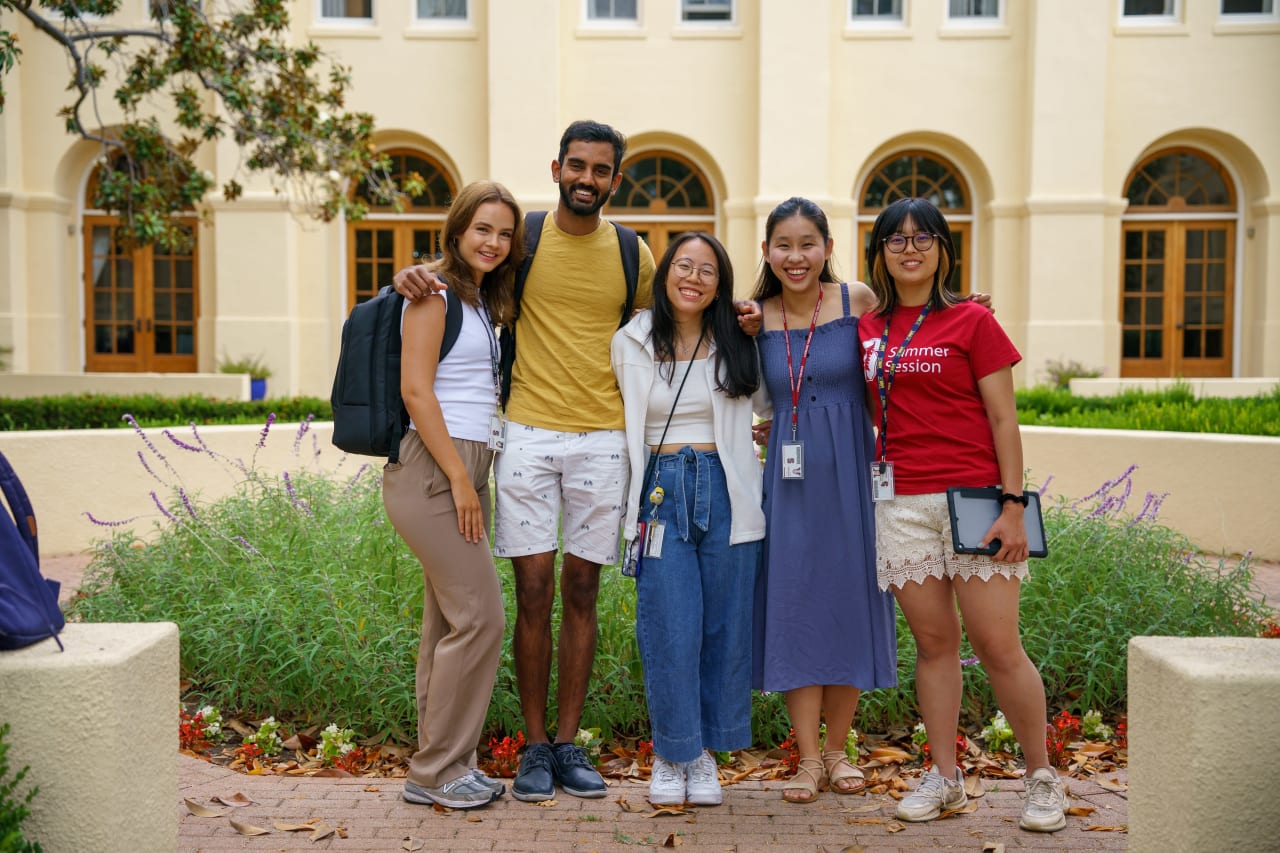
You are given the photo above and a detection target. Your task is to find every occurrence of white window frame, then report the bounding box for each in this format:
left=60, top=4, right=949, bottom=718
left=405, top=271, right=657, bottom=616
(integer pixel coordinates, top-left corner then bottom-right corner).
left=1218, top=0, right=1278, bottom=22
left=849, top=0, right=907, bottom=29
left=945, top=0, right=1002, bottom=26
left=1119, top=0, right=1180, bottom=24
left=318, top=0, right=375, bottom=24
left=680, top=0, right=734, bottom=25
left=415, top=0, right=470, bottom=23
left=583, top=0, right=642, bottom=28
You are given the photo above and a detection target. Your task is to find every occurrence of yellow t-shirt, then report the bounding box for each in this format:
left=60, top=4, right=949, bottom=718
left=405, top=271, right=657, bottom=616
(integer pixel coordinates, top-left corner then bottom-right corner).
left=505, top=216, right=655, bottom=431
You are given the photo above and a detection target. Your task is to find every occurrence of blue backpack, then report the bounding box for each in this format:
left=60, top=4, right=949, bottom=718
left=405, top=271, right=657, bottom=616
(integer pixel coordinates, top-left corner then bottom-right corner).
left=0, top=451, right=65, bottom=651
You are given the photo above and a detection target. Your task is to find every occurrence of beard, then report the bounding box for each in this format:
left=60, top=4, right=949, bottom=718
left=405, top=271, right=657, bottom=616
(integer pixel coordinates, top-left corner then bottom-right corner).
left=558, top=181, right=610, bottom=217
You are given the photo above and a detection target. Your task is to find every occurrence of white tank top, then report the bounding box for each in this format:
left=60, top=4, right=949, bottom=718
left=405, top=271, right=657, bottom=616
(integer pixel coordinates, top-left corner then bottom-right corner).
left=401, top=291, right=499, bottom=443
left=644, top=358, right=715, bottom=446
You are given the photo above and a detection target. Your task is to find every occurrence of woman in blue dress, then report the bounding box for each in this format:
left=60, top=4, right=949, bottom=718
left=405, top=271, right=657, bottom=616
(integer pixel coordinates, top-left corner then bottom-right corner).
left=750, top=197, right=898, bottom=803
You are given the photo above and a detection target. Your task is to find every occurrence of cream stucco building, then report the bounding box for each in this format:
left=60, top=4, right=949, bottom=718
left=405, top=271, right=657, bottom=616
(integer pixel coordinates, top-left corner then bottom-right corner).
left=1, top=0, right=1278, bottom=398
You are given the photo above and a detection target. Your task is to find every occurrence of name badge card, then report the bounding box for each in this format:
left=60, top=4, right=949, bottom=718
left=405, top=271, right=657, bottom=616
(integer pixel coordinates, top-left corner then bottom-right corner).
left=781, top=441, right=804, bottom=480
left=487, top=413, right=507, bottom=452
left=871, top=461, right=895, bottom=502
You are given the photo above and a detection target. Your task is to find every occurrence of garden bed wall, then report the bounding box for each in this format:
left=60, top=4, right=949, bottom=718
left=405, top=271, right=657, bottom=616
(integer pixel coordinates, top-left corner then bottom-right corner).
left=0, top=372, right=250, bottom=400
left=1, top=422, right=1276, bottom=561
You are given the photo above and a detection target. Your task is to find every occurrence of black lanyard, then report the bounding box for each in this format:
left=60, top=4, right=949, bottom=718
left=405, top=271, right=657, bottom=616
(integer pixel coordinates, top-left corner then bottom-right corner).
left=875, top=304, right=931, bottom=468
left=645, top=328, right=705, bottom=514
left=781, top=288, right=823, bottom=441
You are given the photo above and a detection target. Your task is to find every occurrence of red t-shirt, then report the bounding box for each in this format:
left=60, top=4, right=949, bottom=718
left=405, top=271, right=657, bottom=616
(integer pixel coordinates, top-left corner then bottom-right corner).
left=858, top=300, right=1021, bottom=495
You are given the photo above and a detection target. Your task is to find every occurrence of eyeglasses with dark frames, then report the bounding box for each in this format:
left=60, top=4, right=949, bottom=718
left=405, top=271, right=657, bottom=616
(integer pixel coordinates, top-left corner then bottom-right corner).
left=672, top=259, right=719, bottom=283
left=883, top=232, right=938, bottom=254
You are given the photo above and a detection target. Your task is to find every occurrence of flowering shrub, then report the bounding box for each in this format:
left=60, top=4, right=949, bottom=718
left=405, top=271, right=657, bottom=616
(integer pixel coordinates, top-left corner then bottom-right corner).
left=489, top=732, right=525, bottom=778
left=574, top=727, right=603, bottom=762
left=243, top=717, right=284, bottom=757
left=1081, top=709, right=1113, bottom=742
left=319, top=724, right=358, bottom=766
left=979, top=711, right=1020, bottom=755
left=179, top=705, right=222, bottom=751
left=1260, top=620, right=1280, bottom=639
left=1046, top=710, right=1082, bottom=768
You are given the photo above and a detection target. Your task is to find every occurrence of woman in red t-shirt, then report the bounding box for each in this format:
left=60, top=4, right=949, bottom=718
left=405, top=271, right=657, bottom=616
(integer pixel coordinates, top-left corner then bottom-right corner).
left=858, top=198, right=1067, bottom=834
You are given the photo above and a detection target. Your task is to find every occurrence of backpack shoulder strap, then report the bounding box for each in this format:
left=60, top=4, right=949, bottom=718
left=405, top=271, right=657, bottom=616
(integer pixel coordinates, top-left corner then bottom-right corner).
left=613, top=221, right=640, bottom=329
left=0, top=451, right=38, bottom=564
left=439, top=289, right=464, bottom=361
left=513, top=210, right=550, bottom=321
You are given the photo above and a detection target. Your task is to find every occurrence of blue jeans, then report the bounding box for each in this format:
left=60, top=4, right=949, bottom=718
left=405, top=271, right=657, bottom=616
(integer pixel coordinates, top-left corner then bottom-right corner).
left=635, top=448, right=760, bottom=763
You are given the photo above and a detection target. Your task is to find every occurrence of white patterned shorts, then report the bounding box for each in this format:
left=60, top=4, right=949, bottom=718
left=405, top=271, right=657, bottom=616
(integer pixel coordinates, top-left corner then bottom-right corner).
left=492, top=422, right=627, bottom=566
left=875, top=492, right=1029, bottom=592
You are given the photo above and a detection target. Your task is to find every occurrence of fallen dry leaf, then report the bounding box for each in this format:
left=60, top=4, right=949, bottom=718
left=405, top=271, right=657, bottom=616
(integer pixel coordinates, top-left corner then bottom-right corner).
left=864, top=746, right=912, bottom=764
left=309, top=824, right=335, bottom=841
left=616, top=797, right=648, bottom=813
left=274, top=823, right=314, bottom=832
left=847, top=817, right=885, bottom=825
left=229, top=819, right=270, bottom=836
left=466, top=815, right=482, bottom=823
left=886, top=820, right=906, bottom=833
left=963, top=775, right=986, bottom=799
left=182, top=799, right=225, bottom=818
left=1084, top=825, right=1128, bottom=832
left=1097, top=776, right=1128, bottom=792
left=661, top=832, right=683, bottom=847
left=937, top=800, right=980, bottom=819
left=645, top=806, right=691, bottom=818
left=842, top=802, right=883, bottom=815
left=312, top=767, right=353, bottom=778
left=402, top=837, right=425, bottom=851
left=363, top=785, right=381, bottom=792
left=211, top=793, right=254, bottom=808
left=534, top=798, right=558, bottom=807
left=1067, top=805, right=1097, bottom=817
left=982, top=843, right=1005, bottom=853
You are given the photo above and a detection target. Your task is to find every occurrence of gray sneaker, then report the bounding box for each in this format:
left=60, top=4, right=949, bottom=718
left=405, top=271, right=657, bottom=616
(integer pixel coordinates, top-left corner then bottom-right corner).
left=470, top=769, right=506, bottom=799
left=403, top=774, right=496, bottom=809
left=895, top=766, right=967, bottom=822
left=1019, top=767, right=1067, bottom=832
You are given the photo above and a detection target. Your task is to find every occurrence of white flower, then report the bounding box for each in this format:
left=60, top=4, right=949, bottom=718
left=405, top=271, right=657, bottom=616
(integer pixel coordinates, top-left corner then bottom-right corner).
left=326, top=170, right=342, bottom=183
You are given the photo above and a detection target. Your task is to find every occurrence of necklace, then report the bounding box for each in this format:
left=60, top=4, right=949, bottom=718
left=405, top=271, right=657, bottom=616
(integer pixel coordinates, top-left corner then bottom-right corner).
left=675, top=333, right=701, bottom=357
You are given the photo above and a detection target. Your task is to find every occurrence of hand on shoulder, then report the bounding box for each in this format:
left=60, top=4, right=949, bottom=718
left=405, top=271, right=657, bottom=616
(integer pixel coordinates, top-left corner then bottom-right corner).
left=393, top=265, right=448, bottom=301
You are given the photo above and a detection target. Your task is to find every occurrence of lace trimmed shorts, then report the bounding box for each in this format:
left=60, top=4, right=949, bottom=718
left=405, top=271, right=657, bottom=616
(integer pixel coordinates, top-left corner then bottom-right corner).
left=875, top=492, right=1029, bottom=592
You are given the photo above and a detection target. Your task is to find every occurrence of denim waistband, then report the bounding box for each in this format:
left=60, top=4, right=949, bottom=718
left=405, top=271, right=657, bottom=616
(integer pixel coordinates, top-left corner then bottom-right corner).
left=649, top=446, right=721, bottom=539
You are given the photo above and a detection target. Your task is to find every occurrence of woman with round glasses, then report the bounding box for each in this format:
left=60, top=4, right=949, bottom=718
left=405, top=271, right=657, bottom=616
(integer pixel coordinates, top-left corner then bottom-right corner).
left=859, top=197, right=1067, bottom=833
left=612, top=231, right=765, bottom=807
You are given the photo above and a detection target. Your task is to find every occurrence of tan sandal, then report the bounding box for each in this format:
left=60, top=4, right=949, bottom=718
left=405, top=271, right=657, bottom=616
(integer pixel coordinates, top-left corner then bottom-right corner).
left=822, top=750, right=866, bottom=794
left=782, top=757, right=826, bottom=803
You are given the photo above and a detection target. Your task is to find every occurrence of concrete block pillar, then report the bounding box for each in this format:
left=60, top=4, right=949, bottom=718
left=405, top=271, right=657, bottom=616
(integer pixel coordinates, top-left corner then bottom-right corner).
left=1128, top=636, right=1280, bottom=853
left=0, top=622, right=179, bottom=852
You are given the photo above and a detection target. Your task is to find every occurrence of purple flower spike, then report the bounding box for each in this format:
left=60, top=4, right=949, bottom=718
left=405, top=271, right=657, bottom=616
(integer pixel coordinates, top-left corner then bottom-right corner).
left=1038, top=474, right=1054, bottom=499
left=83, top=510, right=139, bottom=528
left=257, top=413, right=277, bottom=449
left=163, top=429, right=202, bottom=452
left=960, top=656, right=981, bottom=667
left=236, top=536, right=260, bottom=556
left=293, top=414, right=316, bottom=454
left=150, top=490, right=179, bottom=523
left=178, top=487, right=199, bottom=520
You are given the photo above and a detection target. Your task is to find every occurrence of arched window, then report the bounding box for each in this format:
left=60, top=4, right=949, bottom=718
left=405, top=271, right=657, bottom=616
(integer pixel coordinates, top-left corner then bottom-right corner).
left=857, top=151, right=972, bottom=295
left=346, top=150, right=455, bottom=307
left=1120, top=148, right=1236, bottom=378
left=607, top=151, right=715, bottom=261
left=83, top=161, right=199, bottom=373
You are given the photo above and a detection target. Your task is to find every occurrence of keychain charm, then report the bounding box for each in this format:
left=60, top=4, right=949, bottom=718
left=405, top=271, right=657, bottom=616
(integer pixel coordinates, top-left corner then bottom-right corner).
left=648, top=485, right=665, bottom=506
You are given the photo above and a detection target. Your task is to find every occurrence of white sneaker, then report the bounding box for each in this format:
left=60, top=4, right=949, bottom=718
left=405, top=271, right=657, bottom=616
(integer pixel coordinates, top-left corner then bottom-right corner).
left=684, top=751, right=723, bottom=806
left=1019, top=767, right=1067, bottom=832
left=895, top=766, right=967, bottom=822
left=648, top=756, right=686, bottom=805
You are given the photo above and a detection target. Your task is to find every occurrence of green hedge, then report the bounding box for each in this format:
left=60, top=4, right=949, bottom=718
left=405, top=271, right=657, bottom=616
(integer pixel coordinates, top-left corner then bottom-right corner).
left=0, top=393, right=331, bottom=431
left=1015, top=384, right=1280, bottom=436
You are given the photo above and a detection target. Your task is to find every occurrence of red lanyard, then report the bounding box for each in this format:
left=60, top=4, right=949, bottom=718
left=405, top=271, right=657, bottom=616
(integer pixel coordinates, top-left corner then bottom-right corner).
left=781, top=287, right=824, bottom=441
left=875, top=304, right=931, bottom=465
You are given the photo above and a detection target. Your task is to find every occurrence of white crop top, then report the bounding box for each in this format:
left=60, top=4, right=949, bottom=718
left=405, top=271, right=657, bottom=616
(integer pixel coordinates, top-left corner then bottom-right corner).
left=644, top=358, right=716, bottom=446
left=401, top=291, right=499, bottom=443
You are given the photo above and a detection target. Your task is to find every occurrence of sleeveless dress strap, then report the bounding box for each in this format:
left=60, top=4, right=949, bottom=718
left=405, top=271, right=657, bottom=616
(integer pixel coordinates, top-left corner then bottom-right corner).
left=840, top=282, right=851, bottom=317
left=757, top=299, right=767, bottom=332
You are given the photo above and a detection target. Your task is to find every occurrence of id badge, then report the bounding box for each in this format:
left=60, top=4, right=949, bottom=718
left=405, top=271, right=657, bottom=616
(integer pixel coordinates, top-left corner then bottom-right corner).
left=643, top=520, right=665, bottom=559
left=871, top=461, right=895, bottom=502
left=781, top=441, right=804, bottom=480
left=487, top=412, right=507, bottom=452
left=622, top=535, right=642, bottom=578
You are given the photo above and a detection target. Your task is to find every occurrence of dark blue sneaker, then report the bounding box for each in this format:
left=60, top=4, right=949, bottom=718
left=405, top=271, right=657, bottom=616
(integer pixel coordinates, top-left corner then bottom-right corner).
left=551, top=742, right=606, bottom=798
left=511, top=742, right=555, bottom=802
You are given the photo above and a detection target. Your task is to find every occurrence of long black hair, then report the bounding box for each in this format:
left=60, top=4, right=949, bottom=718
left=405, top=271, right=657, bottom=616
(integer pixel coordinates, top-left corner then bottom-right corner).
left=865, top=197, right=960, bottom=316
left=650, top=232, right=759, bottom=399
left=750, top=197, right=840, bottom=302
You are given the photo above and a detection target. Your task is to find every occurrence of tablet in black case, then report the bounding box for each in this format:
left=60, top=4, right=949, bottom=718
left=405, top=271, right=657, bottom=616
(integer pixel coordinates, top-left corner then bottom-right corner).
left=946, top=487, right=1048, bottom=558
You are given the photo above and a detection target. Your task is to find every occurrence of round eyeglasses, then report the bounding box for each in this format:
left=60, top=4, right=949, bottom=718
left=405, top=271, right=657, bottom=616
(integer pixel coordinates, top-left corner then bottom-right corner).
left=883, top=233, right=937, bottom=254
left=672, top=259, right=719, bottom=283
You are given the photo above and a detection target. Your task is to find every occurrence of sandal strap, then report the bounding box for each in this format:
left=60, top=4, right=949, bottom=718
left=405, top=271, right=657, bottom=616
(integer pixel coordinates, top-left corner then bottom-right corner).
left=822, top=750, right=866, bottom=791
left=783, top=757, right=825, bottom=794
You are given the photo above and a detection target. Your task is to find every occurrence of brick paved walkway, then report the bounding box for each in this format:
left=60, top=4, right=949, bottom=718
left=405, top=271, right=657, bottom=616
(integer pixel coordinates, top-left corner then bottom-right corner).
left=179, top=756, right=1129, bottom=852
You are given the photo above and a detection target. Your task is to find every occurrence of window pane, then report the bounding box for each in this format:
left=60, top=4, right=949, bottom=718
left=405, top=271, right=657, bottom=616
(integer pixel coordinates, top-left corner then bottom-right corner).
left=1183, top=329, right=1201, bottom=357
left=1123, top=329, right=1141, bottom=358
left=1123, top=0, right=1172, bottom=14
left=1222, top=0, right=1272, bottom=13
left=417, top=0, right=466, bottom=18
left=155, top=292, right=172, bottom=322
left=949, top=0, right=998, bottom=16
left=1146, top=296, right=1163, bottom=325
left=683, top=0, right=733, bottom=21
left=590, top=0, right=637, bottom=19
left=1144, top=329, right=1162, bottom=358
left=176, top=293, right=194, bottom=322
left=321, top=0, right=372, bottom=19
left=853, top=0, right=902, bottom=19
left=1204, top=328, right=1223, bottom=357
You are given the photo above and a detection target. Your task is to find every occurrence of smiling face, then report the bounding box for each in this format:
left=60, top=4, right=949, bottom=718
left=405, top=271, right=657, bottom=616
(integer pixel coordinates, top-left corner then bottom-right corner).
left=664, top=237, right=721, bottom=325
left=763, top=214, right=833, bottom=297
left=456, top=200, right=516, bottom=284
left=882, top=214, right=940, bottom=301
left=552, top=139, right=622, bottom=217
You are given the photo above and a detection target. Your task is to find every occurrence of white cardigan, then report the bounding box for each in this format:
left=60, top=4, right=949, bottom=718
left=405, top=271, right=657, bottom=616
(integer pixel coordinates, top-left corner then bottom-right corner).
left=610, top=311, right=768, bottom=546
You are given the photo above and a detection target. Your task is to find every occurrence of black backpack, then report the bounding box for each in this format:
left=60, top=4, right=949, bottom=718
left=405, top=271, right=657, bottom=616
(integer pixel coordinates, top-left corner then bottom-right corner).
left=330, top=284, right=463, bottom=462
left=498, top=210, right=641, bottom=406
left=0, top=451, right=65, bottom=651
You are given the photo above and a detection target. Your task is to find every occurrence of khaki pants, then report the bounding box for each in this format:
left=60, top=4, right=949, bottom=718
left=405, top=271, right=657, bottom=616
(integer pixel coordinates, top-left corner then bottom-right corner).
left=382, top=430, right=505, bottom=788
